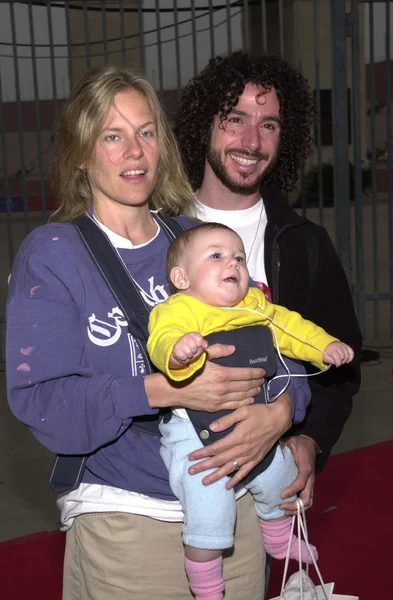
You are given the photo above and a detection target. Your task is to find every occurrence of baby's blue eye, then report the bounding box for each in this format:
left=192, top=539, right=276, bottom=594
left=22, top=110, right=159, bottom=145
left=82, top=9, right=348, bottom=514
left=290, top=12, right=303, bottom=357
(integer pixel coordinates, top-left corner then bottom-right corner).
left=211, top=253, right=221, bottom=259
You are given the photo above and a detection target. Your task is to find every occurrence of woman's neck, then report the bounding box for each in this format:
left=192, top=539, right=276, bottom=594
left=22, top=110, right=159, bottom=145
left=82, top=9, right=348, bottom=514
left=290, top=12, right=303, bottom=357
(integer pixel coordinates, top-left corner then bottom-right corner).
left=92, top=202, right=158, bottom=245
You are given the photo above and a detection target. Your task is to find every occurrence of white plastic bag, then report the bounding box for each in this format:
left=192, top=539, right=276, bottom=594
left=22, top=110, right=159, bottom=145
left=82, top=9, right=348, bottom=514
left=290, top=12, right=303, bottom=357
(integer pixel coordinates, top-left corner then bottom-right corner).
left=269, top=571, right=355, bottom=600
left=268, top=500, right=359, bottom=600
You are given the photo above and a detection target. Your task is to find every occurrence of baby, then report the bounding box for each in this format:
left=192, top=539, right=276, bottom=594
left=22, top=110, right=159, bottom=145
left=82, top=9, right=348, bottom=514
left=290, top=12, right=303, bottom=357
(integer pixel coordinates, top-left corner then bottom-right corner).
left=147, top=222, right=353, bottom=600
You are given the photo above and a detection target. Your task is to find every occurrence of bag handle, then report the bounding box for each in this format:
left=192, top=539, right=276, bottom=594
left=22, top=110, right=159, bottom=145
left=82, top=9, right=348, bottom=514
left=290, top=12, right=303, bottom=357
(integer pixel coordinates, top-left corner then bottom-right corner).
left=280, top=499, right=330, bottom=600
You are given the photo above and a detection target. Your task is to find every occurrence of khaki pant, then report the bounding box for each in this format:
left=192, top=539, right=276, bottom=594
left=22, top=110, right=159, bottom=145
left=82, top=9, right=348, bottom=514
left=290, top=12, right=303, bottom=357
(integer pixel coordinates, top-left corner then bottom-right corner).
left=63, top=492, right=265, bottom=599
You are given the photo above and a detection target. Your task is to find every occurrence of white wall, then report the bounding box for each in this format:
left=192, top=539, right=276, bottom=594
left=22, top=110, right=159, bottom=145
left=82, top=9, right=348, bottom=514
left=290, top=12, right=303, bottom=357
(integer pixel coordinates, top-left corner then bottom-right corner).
left=0, top=1, right=69, bottom=103
left=142, top=0, right=243, bottom=91
left=364, top=1, right=392, bottom=63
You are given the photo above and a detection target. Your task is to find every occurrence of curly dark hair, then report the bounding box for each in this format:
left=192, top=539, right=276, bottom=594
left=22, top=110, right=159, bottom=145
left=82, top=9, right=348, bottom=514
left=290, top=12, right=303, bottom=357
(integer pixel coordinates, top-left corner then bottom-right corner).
left=174, top=51, right=315, bottom=192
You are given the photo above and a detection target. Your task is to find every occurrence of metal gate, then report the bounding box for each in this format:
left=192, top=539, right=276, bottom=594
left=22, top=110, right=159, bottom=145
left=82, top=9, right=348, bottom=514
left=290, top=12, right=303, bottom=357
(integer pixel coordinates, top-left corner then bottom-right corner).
left=0, top=0, right=392, bottom=355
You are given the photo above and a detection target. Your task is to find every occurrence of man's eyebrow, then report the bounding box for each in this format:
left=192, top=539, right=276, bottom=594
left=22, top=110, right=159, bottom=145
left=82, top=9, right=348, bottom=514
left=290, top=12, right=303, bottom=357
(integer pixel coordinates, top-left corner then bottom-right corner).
left=228, top=109, right=248, bottom=117
left=227, top=109, right=281, bottom=126
left=261, top=115, right=281, bottom=125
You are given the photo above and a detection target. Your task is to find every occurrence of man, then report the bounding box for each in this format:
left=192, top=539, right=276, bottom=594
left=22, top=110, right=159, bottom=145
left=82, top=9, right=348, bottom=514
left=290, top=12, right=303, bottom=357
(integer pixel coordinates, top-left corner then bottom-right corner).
left=175, top=51, right=362, bottom=516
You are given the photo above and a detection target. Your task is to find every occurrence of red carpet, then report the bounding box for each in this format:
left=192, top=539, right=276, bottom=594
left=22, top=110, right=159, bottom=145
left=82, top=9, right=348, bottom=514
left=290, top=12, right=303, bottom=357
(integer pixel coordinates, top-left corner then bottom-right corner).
left=0, top=529, right=65, bottom=599
left=0, top=440, right=392, bottom=599
left=267, top=440, right=393, bottom=600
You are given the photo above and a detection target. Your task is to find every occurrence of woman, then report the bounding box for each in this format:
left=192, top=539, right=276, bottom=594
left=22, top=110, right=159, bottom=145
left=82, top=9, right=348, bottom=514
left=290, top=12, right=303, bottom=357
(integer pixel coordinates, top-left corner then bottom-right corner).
left=6, top=66, right=292, bottom=599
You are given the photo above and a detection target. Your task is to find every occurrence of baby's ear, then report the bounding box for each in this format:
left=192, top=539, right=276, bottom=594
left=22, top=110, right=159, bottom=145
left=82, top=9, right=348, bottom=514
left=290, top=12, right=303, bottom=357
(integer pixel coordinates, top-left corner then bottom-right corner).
left=170, top=266, right=189, bottom=291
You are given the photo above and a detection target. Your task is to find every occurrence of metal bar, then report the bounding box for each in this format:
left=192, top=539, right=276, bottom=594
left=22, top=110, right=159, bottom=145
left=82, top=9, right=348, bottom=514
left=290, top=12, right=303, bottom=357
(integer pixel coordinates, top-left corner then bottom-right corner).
left=155, top=0, right=164, bottom=98
left=29, top=0, right=47, bottom=222
left=191, top=0, right=198, bottom=77
left=278, top=0, right=284, bottom=57
left=10, top=1, right=29, bottom=235
left=350, top=0, right=365, bottom=335
left=386, top=0, right=393, bottom=337
left=46, top=0, right=58, bottom=126
left=365, top=293, right=393, bottom=301
left=137, top=1, right=145, bottom=73
left=261, top=0, right=267, bottom=54
left=331, top=0, right=351, bottom=280
left=243, top=0, right=250, bottom=53
left=82, top=0, right=91, bottom=70
left=119, top=0, right=126, bottom=66
left=173, top=0, right=182, bottom=102
left=65, top=0, right=73, bottom=89
left=313, top=0, right=324, bottom=227
left=0, top=70, right=14, bottom=269
left=226, top=0, right=232, bottom=53
left=295, top=0, right=306, bottom=215
left=0, top=314, right=4, bottom=367
left=295, top=0, right=302, bottom=73
left=209, top=0, right=215, bottom=58
left=101, top=0, right=108, bottom=65
left=369, top=2, right=379, bottom=337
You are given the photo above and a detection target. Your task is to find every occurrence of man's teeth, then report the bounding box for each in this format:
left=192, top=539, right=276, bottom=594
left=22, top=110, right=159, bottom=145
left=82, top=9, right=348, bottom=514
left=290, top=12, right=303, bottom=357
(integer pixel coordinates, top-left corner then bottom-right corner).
left=230, top=154, right=257, bottom=166
left=123, top=169, right=145, bottom=175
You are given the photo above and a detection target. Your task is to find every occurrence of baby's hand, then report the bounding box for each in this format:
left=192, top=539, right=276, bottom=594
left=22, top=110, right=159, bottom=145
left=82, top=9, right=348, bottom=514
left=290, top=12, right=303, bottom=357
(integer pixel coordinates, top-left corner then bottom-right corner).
left=323, top=341, right=354, bottom=367
left=170, top=332, right=209, bottom=368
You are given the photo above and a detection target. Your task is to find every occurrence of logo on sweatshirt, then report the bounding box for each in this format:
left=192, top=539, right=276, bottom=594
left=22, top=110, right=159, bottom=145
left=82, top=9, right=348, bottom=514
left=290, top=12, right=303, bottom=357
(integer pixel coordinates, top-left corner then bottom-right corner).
left=139, top=276, right=168, bottom=307
left=86, top=306, right=147, bottom=377
left=87, top=306, right=128, bottom=347
left=86, top=273, right=169, bottom=375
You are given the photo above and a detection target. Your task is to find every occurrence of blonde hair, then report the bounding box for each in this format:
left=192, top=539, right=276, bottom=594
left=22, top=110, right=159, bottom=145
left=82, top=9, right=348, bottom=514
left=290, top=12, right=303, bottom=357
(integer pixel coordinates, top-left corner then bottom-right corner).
left=50, top=65, right=193, bottom=222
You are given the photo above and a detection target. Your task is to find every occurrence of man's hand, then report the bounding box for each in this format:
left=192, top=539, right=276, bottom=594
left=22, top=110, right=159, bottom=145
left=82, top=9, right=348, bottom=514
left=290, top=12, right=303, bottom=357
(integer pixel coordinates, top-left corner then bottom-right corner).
left=279, top=434, right=318, bottom=515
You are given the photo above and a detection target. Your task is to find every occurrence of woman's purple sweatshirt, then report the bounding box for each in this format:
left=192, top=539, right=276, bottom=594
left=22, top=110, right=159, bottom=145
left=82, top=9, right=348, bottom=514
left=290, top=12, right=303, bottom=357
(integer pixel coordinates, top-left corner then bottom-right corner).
left=6, top=220, right=310, bottom=500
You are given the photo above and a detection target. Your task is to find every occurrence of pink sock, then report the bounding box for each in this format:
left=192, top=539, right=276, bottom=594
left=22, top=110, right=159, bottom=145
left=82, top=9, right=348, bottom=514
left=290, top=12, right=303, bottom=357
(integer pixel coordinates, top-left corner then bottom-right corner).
left=260, top=517, right=318, bottom=564
left=184, top=556, right=224, bottom=600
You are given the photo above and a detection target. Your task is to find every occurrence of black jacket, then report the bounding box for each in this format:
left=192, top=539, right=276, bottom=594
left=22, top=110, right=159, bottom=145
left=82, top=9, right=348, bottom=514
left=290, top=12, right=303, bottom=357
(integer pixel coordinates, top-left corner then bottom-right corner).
left=262, top=183, right=363, bottom=471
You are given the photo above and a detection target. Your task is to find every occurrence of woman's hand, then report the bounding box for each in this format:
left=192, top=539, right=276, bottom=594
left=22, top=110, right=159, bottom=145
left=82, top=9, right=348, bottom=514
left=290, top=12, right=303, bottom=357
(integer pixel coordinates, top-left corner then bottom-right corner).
left=145, top=343, right=265, bottom=413
left=187, top=394, right=292, bottom=488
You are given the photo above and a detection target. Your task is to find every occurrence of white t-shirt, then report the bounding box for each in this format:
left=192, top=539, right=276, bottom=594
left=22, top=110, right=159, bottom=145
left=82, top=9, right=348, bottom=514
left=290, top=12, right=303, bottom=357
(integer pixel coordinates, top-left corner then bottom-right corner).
left=193, top=197, right=268, bottom=288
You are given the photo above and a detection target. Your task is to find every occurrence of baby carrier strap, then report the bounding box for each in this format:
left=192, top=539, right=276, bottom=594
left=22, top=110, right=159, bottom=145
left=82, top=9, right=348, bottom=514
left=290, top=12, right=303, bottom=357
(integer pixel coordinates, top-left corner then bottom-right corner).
left=49, top=212, right=185, bottom=494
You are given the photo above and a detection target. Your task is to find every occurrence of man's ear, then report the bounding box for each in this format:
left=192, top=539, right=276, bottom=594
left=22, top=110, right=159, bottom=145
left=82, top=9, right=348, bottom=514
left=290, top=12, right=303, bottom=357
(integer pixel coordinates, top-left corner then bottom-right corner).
left=170, top=266, right=189, bottom=291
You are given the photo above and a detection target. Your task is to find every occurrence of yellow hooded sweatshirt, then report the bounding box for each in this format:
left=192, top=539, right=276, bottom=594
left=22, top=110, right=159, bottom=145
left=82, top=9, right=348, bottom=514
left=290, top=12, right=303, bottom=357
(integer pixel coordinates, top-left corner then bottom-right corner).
left=147, top=287, right=338, bottom=382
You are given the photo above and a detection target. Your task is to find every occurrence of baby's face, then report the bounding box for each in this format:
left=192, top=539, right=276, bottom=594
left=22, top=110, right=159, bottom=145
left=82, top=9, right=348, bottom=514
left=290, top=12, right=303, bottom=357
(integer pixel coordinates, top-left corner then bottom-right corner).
left=181, top=228, right=250, bottom=307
